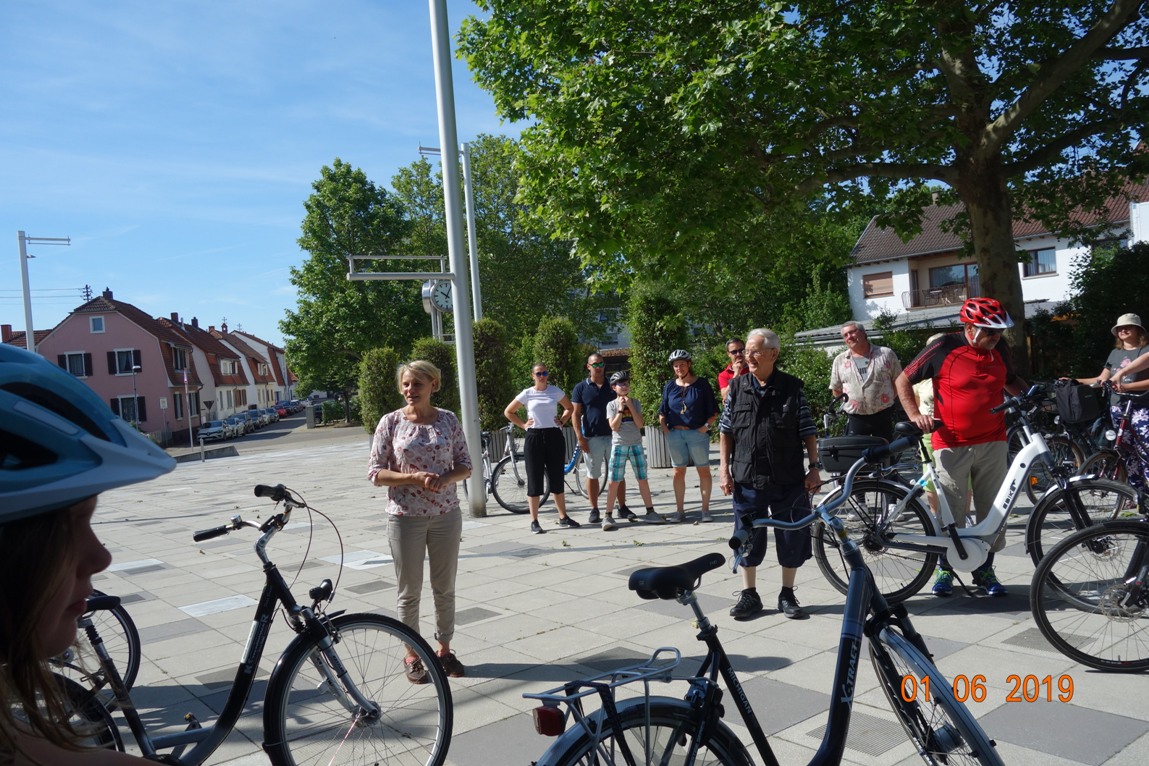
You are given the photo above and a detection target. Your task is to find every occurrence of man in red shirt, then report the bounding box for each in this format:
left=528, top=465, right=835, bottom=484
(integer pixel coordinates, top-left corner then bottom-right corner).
left=717, top=338, right=750, bottom=402
left=895, top=297, right=1027, bottom=597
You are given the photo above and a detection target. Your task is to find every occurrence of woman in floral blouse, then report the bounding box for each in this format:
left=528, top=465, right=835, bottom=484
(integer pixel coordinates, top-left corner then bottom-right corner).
left=367, top=360, right=471, bottom=683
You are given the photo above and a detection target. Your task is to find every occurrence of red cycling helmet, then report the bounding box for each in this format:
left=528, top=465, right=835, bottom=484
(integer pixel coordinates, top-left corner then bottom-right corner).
left=959, top=297, right=1013, bottom=330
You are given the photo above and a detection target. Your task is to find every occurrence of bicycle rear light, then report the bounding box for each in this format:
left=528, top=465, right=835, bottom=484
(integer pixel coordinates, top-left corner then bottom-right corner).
left=533, top=703, right=565, bottom=736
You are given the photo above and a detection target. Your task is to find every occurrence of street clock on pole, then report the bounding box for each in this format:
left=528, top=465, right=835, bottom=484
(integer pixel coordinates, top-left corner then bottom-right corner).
left=422, top=279, right=453, bottom=314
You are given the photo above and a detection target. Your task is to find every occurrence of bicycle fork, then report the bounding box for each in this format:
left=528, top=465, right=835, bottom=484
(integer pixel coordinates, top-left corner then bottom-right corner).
left=302, top=618, right=381, bottom=725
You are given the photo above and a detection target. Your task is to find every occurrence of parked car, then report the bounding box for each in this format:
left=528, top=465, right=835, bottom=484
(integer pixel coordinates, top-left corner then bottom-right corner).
left=227, top=413, right=251, bottom=435
left=263, top=407, right=279, bottom=423
left=244, top=410, right=264, bottom=429
left=196, top=420, right=231, bottom=443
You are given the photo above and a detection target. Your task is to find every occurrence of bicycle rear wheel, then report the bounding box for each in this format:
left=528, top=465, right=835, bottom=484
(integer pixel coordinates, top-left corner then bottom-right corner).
left=263, top=613, right=452, bottom=766
left=537, top=698, right=752, bottom=766
left=813, top=478, right=937, bottom=603
left=870, top=628, right=1003, bottom=765
left=1030, top=521, right=1149, bottom=671
left=53, top=590, right=141, bottom=702
left=54, top=673, right=124, bottom=751
left=1024, top=478, right=1140, bottom=565
left=491, top=455, right=549, bottom=513
left=1025, top=435, right=1084, bottom=503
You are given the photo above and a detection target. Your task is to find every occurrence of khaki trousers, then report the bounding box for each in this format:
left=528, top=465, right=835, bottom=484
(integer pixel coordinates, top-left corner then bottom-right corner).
left=387, top=508, right=462, bottom=644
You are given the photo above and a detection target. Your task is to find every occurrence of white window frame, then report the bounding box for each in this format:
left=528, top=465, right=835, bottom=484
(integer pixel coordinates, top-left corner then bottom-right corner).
left=1023, top=247, right=1057, bottom=278
left=89, top=316, right=105, bottom=333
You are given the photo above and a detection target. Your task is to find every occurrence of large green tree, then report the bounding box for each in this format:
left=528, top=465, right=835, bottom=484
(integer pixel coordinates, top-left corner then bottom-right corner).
left=460, top=1, right=1149, bottom=366
left=282, top=159, right=424, bottom=396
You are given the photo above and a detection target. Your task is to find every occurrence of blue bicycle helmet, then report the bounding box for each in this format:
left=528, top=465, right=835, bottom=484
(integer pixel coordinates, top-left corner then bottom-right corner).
left=0, top=345, right=175, bottom=522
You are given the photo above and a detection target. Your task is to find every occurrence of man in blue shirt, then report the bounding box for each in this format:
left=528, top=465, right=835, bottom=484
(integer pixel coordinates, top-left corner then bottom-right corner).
left=571, top=353, right=628, bottom=524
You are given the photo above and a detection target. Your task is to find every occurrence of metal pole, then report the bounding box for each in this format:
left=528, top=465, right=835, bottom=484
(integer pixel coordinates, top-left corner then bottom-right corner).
left=185, top=370, right=193, bottom=449
left=429, top=0, right=485, bottom=516
left=461, top=143, right=483, bottom=321
left=17, top=232, right=35, bottom=355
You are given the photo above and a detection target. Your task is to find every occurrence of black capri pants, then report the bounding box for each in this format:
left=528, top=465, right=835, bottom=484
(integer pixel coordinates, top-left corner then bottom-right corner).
left=524, top=427, right=566, bottom=497
left=732, top=483, right=812, bottom=569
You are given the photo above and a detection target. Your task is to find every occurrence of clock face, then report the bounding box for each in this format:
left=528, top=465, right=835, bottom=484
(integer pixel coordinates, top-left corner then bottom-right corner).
left=430, top=280, right=453, bottom=312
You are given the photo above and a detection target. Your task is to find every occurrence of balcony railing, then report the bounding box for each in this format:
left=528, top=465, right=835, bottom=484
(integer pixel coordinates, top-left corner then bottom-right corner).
left=901, top=277, right=981, bottom=310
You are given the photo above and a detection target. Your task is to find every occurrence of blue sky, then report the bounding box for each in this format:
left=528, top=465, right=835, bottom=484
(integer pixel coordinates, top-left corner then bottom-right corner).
left=0, top=0, right=511, bottom=347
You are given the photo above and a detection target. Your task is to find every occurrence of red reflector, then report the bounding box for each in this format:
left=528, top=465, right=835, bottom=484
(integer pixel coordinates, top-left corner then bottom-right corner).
left=533, top=705, right=565, bottom=736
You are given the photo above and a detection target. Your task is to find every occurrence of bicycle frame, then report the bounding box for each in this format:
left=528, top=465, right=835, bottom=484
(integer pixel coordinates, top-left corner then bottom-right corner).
left=83, top=507, right=376, bottom=764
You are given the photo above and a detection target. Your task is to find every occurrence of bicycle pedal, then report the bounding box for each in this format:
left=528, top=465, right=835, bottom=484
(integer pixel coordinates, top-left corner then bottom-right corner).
left=183, top=712, right=202, bottom=729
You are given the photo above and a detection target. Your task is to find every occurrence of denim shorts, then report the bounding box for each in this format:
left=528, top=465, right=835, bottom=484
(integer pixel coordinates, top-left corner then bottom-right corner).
left=666, top=428, right=711, bottom=468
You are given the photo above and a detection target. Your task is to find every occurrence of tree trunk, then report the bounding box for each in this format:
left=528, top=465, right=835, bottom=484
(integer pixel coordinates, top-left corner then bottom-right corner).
left=955, top=158, right=1031, bottom=379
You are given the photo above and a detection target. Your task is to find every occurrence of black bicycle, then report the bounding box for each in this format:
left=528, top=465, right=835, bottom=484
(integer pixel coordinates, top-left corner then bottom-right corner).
left=64, top=483, right=453, bottom=765
left=524, top=436, right=1003, bottom=765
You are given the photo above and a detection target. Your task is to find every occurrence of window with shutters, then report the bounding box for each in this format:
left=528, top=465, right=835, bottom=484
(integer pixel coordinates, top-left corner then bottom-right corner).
left=862, top=271, right=894, bottom=298
left=109, top=349, right=141, bottom=375
left=111, top=395, right=147, bottom=424
left=59, top=352, right=92, bottom=378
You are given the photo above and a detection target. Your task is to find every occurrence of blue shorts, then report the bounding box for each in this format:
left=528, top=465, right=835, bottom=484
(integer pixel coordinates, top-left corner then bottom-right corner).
left=584, top=435, right=613, bottom=480
left=732, top=483, right=812, bottom=569
left=608, top=444, right=648, bottom=482
left=667, top=429, right=710, bottom=468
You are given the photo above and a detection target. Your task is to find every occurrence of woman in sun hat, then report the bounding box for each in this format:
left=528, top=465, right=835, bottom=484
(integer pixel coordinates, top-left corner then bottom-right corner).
left=1072, top=312, right=1149, bottom=493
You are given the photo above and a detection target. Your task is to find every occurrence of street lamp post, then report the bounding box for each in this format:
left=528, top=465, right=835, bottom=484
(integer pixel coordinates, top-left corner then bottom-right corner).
left=16, top=230, right=71, bottom=355
left=131, top=364, right=141, bottom=429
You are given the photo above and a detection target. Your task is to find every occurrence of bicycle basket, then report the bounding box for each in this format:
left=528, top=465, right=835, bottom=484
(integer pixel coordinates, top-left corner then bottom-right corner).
left=1053, top=383, right=1103, bottom=425
left=817, top=435, right=888, bottom=473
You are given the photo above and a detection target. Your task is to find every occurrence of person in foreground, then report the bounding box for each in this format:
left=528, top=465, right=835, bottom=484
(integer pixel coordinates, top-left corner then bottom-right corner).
left=0, top=344, right=176, bottom=764
left=719, top=329, right=822, bottom=620
left=367, top=360, right=471, bottom=683
left=895, top=297, right=1026, bottom=598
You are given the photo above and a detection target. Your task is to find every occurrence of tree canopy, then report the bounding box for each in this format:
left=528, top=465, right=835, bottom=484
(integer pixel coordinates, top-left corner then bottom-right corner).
left=460, top=1, right=1149, bottom=356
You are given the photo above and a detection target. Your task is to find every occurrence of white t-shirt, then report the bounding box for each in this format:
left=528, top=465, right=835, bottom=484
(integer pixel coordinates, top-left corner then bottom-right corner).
left=516, top=385, right=566, bottom=429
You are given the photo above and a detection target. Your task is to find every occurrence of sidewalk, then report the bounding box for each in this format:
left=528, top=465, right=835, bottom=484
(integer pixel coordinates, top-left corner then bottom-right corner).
left=93, top=423, right=1149, bottom=765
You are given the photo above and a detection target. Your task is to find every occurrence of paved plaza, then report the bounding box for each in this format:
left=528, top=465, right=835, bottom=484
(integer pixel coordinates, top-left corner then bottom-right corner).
left=88, top=418, right=1149, bottom=765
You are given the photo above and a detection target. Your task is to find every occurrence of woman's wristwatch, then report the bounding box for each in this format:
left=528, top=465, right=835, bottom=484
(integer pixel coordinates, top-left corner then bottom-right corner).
left=808, top=460, right=823, bottom=471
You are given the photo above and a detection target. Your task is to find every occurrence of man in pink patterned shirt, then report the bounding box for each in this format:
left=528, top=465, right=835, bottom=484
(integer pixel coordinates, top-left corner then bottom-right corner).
left=829, top=321, right=903, bottom=442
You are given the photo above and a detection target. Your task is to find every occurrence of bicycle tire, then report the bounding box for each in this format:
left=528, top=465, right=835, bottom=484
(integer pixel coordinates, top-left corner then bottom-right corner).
left=1023, top=477, right=1140, bottom=565
left=814, top=478, right=938, bottom=603
left=1030, top=520, right=1149, bottom=671
left=53, top=590, right=142, bottom=700
left=566, top=455, right=586, bottom=498
left=1024, top=435, right=1084, bottom=503
left=870, top=628, right=1003, bottom=766
left=54, top=673, right=124, bottom=751
left=263, top=612, right=452, bottom=766
left=491, top=455, right=549, bottom=513
left=1079, top=449, right=1128, bottom=484
left=536, top=698, right=752, bottom=766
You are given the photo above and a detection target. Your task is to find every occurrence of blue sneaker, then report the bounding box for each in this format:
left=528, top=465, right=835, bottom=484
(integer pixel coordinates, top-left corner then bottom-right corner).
left=972, top=565, right=1007, bottom=597
left=932, top=569, right=954, bottom=597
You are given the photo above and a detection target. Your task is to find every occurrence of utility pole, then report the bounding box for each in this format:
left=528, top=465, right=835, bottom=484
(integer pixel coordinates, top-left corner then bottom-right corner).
left=17, top=231, right=71, bottom=355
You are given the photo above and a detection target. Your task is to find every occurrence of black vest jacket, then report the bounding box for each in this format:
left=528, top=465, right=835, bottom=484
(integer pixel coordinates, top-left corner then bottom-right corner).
left=725, top=370, right=806, bottom=489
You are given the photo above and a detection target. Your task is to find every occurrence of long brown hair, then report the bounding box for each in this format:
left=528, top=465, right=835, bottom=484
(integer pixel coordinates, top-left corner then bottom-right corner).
left=0, top=506, right=87, bottom=754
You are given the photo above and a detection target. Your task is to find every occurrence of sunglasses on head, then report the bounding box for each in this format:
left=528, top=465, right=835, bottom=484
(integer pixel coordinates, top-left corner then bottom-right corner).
left=534, top=370, right=549, bottom=377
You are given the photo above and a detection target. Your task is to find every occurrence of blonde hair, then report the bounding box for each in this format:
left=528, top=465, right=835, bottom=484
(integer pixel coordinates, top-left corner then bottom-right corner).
left=395, top=360, right=442, bottom=393
left=1114, top=327, right=1148, bottom=350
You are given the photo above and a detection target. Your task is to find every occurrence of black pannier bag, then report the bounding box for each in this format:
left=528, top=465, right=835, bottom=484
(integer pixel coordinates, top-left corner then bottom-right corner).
left=816, top=435, right=889, bottom=473
left=1053, top=382, right=1103, bottom=425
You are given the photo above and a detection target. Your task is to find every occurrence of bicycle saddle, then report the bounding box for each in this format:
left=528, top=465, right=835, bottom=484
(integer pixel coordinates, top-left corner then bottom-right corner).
left=629, top=552, right=726, bottom=600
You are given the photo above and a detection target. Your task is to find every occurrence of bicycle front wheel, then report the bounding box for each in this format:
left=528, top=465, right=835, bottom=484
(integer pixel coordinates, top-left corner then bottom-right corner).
left=813, top=478, right=937, bottom=603
left=870, top=628, right=1003, bottom=766
left=538, top=698, right=752, bottom=766
left=1079, top=449, right=1128, bottom=484
left=263, top=613, right=452, bottom=766
left=1030, top=521, right=1149, bottom=671
left=491, top=455, right=548, bottom=513
left=1024, top=478, right=1140, bottom=565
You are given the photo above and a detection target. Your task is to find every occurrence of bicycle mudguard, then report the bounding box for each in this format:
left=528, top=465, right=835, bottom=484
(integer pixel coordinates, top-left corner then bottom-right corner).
left=629, top=552, right=726, bottom=600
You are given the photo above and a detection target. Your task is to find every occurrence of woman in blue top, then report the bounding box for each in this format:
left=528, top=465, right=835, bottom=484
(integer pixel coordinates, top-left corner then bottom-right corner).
left=657, top=349, right=719, bottom=523
left=504, top=363, right=581, bottom=534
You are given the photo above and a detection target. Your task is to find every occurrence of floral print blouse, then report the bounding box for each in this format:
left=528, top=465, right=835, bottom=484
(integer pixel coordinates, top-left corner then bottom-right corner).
left=367, top=408, right=471, bottom=516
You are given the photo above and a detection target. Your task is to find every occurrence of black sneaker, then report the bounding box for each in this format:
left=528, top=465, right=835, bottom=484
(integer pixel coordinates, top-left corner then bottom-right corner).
left=729, top=589, right=763, bottom=620
left=588, top=509, right=601, bottom=525
left=778, top=591, right=808, bottom=620
left=619, top=506, right=639, bottom=522
left=530, top=520, right=545, bottom=534
left=558, top=515, right=581, bottom=528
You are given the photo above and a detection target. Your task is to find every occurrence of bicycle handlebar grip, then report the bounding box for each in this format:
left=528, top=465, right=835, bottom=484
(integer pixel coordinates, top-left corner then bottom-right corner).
left=254, top=483, right=287, bottom=501
left=193, top=526, right=231, bottom=542
left=989, top=398, right=1013, bottom=414
left=861, top=434, right=914, bottom=464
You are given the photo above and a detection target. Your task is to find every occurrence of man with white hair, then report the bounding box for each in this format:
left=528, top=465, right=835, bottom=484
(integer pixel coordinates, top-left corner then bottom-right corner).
left=719, top=328, right=822, bottom=620
left=830, top=321, right=902, bottom=442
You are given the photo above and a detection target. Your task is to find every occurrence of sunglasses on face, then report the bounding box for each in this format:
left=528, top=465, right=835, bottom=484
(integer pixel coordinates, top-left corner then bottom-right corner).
left=535, top=371, right=549, bottom=377
left=590, top=362, right=605, bottom=368
left=978, top=328, right=1002, bottom=338
left=728, top=348, right=744, bottom=356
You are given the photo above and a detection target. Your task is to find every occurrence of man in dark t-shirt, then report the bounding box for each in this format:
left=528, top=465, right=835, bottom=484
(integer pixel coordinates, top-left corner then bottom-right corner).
left=895, top=297, right=1027, bottom=598
left=571, top=353, right=627, bottom=525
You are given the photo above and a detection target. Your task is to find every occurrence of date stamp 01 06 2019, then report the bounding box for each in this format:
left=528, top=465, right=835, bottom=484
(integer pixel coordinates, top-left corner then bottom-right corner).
left=899, top=673, right=1075, bottom=704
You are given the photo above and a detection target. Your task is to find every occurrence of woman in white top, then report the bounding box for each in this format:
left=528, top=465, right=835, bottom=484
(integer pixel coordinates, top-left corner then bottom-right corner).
left=504, top=363, right=580, bottom=534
